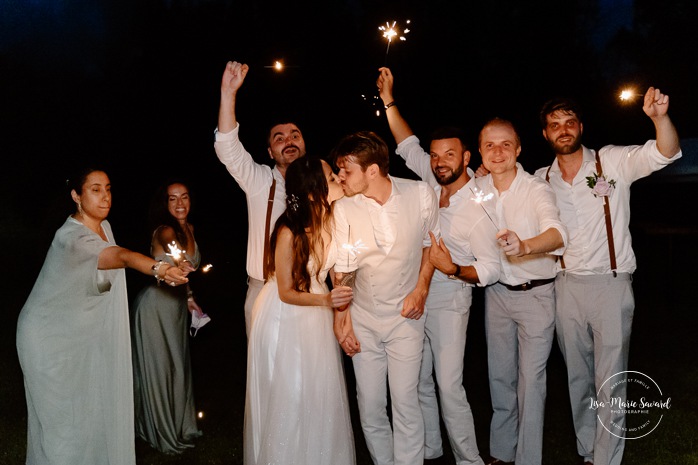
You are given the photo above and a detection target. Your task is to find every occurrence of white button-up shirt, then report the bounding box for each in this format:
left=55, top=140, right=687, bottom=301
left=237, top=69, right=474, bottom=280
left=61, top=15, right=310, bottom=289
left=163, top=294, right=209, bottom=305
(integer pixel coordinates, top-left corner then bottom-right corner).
left=214, top=123, right=286, bottom=281
left=476, top=163, right=567, bottom=285
left=333, top=176, right=440, bottom=316
left=536, top=141, right=681, bottom=275
left=396, top=135, right=500, bottom=285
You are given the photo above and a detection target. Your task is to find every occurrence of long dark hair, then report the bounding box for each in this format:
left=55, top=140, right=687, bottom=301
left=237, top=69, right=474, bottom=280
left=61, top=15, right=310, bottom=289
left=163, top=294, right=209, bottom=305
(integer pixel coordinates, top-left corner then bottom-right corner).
left=149, top=179, right=193, bottom=248
left=265, top=157, right=332, bottom=292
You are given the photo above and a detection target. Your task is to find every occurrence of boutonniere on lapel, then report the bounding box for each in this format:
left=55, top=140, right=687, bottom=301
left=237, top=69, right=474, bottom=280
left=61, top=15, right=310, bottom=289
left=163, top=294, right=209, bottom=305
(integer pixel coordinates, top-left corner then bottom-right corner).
left=585, top=172, right=616, bottom=198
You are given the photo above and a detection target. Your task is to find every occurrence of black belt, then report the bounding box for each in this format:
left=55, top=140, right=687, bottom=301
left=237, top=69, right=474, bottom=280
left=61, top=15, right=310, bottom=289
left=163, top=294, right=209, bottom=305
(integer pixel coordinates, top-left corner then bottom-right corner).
left=498, top=277, right=555, bottom=291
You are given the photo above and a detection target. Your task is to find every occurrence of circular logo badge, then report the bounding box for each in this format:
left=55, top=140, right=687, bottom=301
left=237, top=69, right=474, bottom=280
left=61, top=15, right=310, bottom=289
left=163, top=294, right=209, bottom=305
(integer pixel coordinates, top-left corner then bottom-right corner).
left=591, top=370, right=670, bottom=439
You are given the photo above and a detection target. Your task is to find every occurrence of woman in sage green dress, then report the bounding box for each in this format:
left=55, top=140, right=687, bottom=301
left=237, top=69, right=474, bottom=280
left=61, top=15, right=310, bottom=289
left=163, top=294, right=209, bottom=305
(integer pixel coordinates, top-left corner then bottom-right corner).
left=131, top=180, right=204, bottom=454
left=16, top=168, right=190, bottom=465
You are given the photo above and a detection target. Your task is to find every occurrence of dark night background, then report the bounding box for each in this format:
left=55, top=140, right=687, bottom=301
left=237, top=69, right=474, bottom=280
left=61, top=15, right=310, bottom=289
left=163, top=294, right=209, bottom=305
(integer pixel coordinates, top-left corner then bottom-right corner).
left=2, top=0, right=697, bottom=251
left=2, top=0, right=698, bottom=463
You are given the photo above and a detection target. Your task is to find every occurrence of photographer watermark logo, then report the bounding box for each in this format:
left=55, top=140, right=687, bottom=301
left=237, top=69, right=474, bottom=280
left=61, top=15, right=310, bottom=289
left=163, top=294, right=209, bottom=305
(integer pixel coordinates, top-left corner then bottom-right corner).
left=589, top=370, right=671, bottom=439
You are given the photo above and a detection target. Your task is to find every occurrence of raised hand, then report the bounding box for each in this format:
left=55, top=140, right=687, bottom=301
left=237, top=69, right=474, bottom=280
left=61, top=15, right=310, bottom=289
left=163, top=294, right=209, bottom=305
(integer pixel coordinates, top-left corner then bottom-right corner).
left=221, top=60, right=249, bottom=97
left=643, top=87, right=670, bottom=119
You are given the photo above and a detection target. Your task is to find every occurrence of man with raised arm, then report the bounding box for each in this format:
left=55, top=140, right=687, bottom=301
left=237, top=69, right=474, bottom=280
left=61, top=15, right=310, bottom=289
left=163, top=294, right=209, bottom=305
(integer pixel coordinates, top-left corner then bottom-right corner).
left=214, top=60, right=306, bottom=336
left=536, top=88, right=681, bottom=465
left=376, top=67, right=500, bottom=465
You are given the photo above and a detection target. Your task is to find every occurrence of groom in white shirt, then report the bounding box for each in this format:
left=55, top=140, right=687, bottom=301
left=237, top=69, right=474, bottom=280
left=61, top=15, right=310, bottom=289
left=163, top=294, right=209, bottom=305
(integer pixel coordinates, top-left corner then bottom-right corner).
left=331, top=131, right=440, bottom=465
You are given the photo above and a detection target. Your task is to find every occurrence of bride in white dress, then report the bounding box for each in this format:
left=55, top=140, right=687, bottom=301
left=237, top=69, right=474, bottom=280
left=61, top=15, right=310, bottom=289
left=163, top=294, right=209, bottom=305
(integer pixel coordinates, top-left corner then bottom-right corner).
left=244, top=157, right=356, bottom=465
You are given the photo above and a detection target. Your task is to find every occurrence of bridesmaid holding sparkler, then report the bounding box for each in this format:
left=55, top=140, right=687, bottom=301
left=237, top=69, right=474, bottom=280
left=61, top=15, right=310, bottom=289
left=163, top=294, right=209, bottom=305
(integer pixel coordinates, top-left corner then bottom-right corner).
left=131, top=179, right=204, bottom=454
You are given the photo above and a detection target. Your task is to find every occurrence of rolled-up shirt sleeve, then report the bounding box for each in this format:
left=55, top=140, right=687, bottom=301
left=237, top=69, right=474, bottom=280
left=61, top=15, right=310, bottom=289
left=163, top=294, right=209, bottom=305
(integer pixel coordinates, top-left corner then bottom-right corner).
left=468, top=216, right=501, bottom=286
left=420, top=182, right=440, bottom=247
left=533, top=179, right=568, bottom=256
left=332, top=201, right=357, bottom=274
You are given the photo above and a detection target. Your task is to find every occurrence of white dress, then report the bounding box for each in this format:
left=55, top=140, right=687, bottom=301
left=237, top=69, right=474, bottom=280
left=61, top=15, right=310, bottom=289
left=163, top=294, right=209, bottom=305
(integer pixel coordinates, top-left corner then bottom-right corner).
left=243, top=240, right=356, bottom=465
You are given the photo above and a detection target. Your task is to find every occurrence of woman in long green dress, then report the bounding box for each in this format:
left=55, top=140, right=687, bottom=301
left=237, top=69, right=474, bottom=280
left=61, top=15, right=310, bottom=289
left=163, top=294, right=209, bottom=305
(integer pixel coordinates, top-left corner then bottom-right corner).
left=16, top=168, right=190, bottom=465
left=131, top=180, right=204, bottom=454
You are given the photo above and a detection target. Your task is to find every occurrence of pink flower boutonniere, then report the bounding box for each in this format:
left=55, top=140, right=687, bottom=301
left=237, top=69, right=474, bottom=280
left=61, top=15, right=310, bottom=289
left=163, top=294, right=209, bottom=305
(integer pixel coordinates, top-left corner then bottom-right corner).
left=586, top=172, right=616, bottom=198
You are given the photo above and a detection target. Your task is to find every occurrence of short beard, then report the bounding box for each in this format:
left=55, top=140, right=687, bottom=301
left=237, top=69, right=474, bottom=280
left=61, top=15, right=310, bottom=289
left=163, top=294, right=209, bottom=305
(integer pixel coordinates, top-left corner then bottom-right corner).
left=434, top=164, right=465, bottom=186
left=550, top=135, right=582, bottom=155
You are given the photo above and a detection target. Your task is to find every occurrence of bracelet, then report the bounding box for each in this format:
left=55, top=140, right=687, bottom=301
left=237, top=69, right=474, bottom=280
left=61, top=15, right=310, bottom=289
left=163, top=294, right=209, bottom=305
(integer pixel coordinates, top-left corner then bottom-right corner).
left=151, top=260, right=167, bottom=282
left=384, top=101, right=396, bottom=110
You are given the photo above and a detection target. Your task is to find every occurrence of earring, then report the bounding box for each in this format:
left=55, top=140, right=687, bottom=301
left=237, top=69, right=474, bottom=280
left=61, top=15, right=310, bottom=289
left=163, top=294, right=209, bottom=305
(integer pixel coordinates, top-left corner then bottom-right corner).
left=78, top=202, right=83, bottom=215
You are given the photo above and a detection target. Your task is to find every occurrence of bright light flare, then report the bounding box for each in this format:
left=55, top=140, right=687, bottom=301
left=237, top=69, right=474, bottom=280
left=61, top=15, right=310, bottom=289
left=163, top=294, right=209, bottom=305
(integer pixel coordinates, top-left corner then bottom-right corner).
left=342, top=239, right=368, bottom=258
left=379, top=19, right=411, bottom=44
left=197, top=411, right=204, bottom=419
left=166, top=241, right=184, bottom=265
left=619, top=88, right=641, bottom=101
left=263, top=60, right=289, bottom=71
left=202, top=264, right=213, bottom=273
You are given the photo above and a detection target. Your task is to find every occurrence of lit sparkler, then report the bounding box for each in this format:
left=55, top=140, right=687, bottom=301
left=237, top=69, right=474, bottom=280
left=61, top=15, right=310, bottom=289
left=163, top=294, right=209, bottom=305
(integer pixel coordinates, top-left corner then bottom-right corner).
left=378, top=19, right=411, bottom=64
left=339, top=225, right=366, bottom=287
left=469, top=187, right=499, bottom=231
left=166, top=241, right=184, bottom=265
left=202, top=264, right=213, bottom=273
left=341, top=239, right=368, bottom=258
left=619, top=88, right=641, bottom=102
left=263, top=60, right=299, bottom=71
left=263, top=60, right=284, bottom=71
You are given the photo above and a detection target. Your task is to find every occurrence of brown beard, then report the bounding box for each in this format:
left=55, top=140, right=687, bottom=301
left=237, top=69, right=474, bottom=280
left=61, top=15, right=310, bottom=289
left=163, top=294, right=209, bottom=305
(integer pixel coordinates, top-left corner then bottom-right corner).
left=550, top=134, right=582, bottom=155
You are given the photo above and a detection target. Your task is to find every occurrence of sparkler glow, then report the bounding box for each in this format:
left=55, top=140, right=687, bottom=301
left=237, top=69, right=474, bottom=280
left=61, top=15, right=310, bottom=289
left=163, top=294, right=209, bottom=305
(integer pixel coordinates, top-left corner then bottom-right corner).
left=166, top=241, right=184, bottom=265
left=202, top=264, right=213, bottom=273
left=263, top=61, right=284, bottom=71
left=263, top=60, right=299, bottom=71
left=338, top=225, right=366, bottom=288
left=378, top=19, right=411, bottom=63
left=341, top=239, right=368, bottom=258
left=469, top=187, right=499, bottom=231
left=619, top=89, right=641, bottom=101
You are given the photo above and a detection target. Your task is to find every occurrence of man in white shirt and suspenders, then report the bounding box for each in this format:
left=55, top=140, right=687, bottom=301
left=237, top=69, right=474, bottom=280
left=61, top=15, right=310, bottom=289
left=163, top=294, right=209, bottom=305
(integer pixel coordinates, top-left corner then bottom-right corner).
left=536, top=88, right=681, bottom=465
left=214, top=60, right=307, bottom=336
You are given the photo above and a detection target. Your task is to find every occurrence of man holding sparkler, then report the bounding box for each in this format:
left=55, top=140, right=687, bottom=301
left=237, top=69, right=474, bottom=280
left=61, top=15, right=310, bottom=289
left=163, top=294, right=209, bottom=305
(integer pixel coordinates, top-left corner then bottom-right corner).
left=331, top=130, right=440, bottom=465
left=475, top=118, right=567, bottom=465
left=214, top=60, right=307, bottom=336
left=376, top=67, right=500, bottom=465
left=536, top=88, right=681, bottom=465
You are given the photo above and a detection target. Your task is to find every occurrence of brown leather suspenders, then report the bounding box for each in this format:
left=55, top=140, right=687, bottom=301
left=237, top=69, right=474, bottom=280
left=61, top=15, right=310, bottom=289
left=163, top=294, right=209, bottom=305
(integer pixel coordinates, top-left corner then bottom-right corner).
left=546, top=151, right=617, bottom=277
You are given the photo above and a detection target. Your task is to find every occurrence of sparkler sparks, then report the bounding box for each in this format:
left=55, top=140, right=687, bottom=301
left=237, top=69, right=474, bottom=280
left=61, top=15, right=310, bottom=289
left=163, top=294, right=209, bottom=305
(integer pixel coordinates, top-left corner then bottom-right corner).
left=469, top=187, right=499, bottom=231
left=263, top=61, right=284, bottom=71
left=263, top=60, right=298, bottom=71
left=342, top=239, right=368, bottom=258
left=378, top=19, right=411, bottom=63
left=619, top=88, right=641, bottom=101
left=166, top=241, right=184, bottom=265
left=202, top=264, right=213, bottom=273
